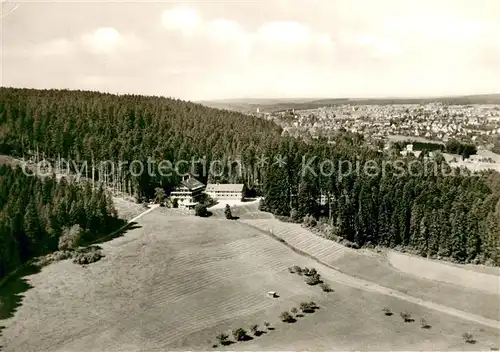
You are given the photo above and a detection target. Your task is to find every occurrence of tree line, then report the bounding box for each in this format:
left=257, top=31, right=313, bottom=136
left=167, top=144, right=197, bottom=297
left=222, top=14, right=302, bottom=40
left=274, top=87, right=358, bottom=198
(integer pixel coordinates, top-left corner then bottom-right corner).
left=260, top=139, right=500, bottom=265
left=0, top=87, right=498, bottom=266
left=0, top=164, right=121, bottom=278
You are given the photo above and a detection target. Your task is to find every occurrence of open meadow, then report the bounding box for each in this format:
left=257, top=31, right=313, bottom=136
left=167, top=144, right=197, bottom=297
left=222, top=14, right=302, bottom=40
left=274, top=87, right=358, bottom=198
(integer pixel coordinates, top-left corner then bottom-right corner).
left=1, top=206, right=500, bottom=351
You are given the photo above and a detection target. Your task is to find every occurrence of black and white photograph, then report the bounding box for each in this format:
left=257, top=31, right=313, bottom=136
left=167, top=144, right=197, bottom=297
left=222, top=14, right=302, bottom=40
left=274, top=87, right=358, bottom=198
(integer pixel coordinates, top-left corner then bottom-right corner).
left=0, top=0, right=499, bottom=351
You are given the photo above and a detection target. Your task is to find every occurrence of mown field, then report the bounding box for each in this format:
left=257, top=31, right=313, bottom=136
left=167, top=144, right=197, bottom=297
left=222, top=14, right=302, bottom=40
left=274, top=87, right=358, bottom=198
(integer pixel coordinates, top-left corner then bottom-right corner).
left=238, top=204, right=500, bottom=323
left=1, top=207, right=499, bottom=351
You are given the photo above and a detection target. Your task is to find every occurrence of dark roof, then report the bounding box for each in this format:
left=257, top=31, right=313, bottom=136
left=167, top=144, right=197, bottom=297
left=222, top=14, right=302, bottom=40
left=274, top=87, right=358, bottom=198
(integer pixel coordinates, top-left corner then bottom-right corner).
left=181, top=177, right=205, bottom=191
left=206, top=183, right=244, bottom=192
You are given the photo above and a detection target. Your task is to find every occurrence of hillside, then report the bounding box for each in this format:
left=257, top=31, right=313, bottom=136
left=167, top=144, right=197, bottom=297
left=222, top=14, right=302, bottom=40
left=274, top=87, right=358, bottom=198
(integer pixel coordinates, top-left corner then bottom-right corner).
left=2, top=208, right=499, bottom=351
left=1, top=87, right=499, bottom=267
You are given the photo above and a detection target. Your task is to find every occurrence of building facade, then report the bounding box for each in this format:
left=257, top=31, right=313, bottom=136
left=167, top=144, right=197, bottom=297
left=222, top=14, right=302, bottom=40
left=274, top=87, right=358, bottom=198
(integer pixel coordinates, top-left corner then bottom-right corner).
left=170, top=177, right=206, bottom=209
left=205, top=183, right=244, bottom=201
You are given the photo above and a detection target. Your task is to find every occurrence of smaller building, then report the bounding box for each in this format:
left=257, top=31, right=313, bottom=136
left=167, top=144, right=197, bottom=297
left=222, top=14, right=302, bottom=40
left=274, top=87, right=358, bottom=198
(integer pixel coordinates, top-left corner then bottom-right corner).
left=205, top=183, right=244, bottom=201
left=170, top=177, right=206, bottom=209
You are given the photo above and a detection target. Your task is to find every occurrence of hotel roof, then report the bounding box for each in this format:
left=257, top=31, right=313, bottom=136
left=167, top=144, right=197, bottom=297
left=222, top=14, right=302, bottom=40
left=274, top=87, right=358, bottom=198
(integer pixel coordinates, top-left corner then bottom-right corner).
left=206, top=183, right=244, bottom=192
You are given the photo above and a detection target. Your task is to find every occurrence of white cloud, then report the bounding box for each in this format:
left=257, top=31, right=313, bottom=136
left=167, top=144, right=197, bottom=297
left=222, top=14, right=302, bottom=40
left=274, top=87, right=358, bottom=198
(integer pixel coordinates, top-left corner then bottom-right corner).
left=82, top=27, right=123, bottom=54
left=3, top=1, right=499, bottom=100
left=161, top=6, right=201, bottom=36
left=80, top=27, right=143, bottom=56
left=257, top=21, right=311, bottom=45
left=206, top=19, right=243, bottom=42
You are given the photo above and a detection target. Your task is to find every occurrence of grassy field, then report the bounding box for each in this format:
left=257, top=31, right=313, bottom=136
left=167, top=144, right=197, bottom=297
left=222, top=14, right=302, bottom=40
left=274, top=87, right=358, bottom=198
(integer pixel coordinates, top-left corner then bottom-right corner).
left=388, top=251, right=500, bottom=293
left=242, top=217, right=500, bottom=322
left=2, top=207, right=500, bottom=351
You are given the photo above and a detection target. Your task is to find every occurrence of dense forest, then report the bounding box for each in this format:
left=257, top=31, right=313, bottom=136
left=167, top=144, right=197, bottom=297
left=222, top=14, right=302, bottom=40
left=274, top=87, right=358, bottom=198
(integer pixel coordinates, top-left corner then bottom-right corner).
left=0, top=164, right=121, bottom=278
left=261, top=148, right=500, bottom=265
left=1, top=87, right=499, bottom=266
left=0, top=87, right=283, bottom=198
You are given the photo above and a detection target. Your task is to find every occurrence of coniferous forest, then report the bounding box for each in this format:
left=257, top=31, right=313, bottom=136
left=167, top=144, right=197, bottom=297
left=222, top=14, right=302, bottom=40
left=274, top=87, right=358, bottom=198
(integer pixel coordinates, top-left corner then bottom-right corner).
left=0, top=87, right=499, bottom=270
left=0, top=164, right=121, bottom=278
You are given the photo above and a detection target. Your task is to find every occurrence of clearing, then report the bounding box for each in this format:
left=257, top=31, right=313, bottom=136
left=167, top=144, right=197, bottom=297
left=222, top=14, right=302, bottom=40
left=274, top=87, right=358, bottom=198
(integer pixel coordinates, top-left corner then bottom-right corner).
left=1, top=207, right=500, bottom=351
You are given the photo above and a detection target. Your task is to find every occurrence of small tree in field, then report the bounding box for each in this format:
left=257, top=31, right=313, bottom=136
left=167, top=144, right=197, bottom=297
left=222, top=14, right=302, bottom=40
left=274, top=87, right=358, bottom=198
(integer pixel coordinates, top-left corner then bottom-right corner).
left=280, top=311, right=295, bottom=323
left=154, top=187, right=165, bottom=204
left=400, top=311, right=413, bottom=323
left=264, top=321, right=271, bottom=329
left=232, top=328, right=248, bottom=341
left=305, top=274, right=321, bottom=286
left=58, top=224, right=83, bottom=250
left=216, top=333, right=229, bottom=345
left=195, top=203, right=208, bottom=217
left=382, top=307, right=393, bottom=316
left=291, top=307, right=299, bottom=316
left=172, top=198, right=179, bottom=208
left=462, top=332, right=475, bottom=344
left=420, top=318, right=431, bottom=329
left=224, top=204, right=233, bottom=219
left=320, top=282, right=332, bottom=292
left=299, top=302, right=316, bottom=313
left=292, top=265, right=303, bottom=275
left=250, top=324, right=259, bottom=335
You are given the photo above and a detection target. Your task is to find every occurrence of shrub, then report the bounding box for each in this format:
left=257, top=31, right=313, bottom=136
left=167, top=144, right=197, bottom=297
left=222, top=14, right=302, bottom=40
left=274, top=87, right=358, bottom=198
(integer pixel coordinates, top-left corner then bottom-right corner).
left=302, top=267, right=310, bottom=276
left=299, top=302, right=316, bottom=313
left=462, top=332, right=475, bottom=344
left=291, top=307, right=298, bottom=316
left=58, top=224, right=83, bottom=250
left=290, top=208, right=300, bottom=222
left=171, top=198, right=179, bottom=208
left=194, top=203, right=208, bottom=217
left=264, top=321, right=271, bottom=329
left=250, top=324, right=259, bottom=335
left=319, top=282, right=332, bottom=292
left=258, top=199, right=267, bottom=211
left=420, top=318, right=431, bottom=329
left=224, top=204, right=233, bottom=219
left=36, top=250, right=73, bottom=266
left=72, top=246, right=104, bottom=265
left=340, top=239, right=360, bottom=249
left=305, top=275, right=321, bottom=286
left=400, top=311, right=413, bottom=323
left=288, top=266, right=295, bottom=273
left=303, top=215, right=317, bottom=227
left=292, top=265, right=303, bottom=275
left=308, top=268, right=317, bottom=277
left=232, top=327, right=248, bottom=341
left=215, top=333, right=229, bottom=345
left=279, top=311, right=295, bottom=323
left=382, top=307, right=393, bottom=316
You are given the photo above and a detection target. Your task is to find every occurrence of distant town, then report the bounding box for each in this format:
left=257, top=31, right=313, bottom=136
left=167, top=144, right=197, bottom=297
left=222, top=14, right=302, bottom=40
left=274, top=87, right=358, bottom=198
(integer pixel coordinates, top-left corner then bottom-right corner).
left=258, top=103, right=500, bottom=145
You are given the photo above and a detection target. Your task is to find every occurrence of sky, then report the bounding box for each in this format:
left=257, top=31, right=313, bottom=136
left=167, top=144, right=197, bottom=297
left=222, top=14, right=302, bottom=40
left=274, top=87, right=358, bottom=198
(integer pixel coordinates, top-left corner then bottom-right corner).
left=1, top=0, right=500, bottom=101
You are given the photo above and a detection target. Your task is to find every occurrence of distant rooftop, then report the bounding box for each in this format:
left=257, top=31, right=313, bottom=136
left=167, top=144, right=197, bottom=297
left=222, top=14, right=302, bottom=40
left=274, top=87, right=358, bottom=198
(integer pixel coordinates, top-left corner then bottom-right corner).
left=206, top=183, right=244, bottom=192
left=180, top=177, right=205, bottom=191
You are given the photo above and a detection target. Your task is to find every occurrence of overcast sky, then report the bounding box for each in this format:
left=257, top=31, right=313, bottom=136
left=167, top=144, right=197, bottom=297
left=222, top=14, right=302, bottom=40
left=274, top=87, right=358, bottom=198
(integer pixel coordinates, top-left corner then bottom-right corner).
left=1, top=0, right=499, bottom=100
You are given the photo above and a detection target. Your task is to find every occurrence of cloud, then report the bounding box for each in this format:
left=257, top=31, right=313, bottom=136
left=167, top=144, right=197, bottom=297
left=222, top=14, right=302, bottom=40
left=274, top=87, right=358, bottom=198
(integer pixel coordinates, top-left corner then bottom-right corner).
left=81, top=27, right=143, bottom=55
left=206, top=18, right=244, bottom=43
left=2, top=1, right=499, bottom=100
left=82, top=27, right=122, bottom=54
left=34, top=38, right=75, bottom=56
left=160, top=6, right=336, bottom=73
left=161, top=6, right=201, bottom=36
left=257, top=21, right=311, bottom=45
